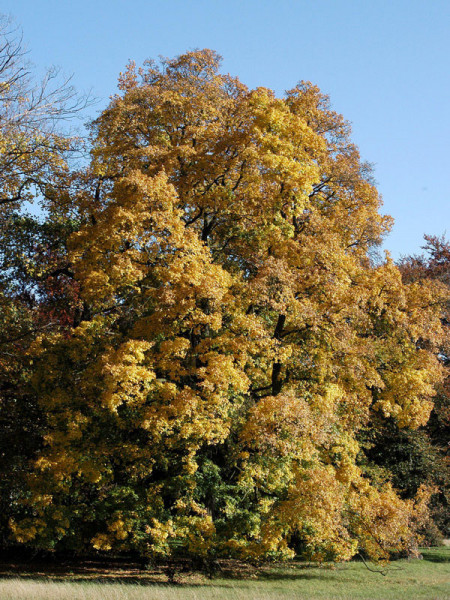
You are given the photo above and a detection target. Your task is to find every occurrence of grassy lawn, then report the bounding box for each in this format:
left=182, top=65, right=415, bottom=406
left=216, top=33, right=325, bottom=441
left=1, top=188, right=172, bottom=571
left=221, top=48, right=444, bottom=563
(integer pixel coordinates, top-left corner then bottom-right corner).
left=0, top=547, right=448, bottom=600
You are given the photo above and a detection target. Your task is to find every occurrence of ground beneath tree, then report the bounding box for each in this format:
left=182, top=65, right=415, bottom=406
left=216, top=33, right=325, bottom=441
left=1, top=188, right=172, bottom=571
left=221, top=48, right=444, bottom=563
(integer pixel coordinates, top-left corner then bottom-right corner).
left=0, top=548, right=448, bottom=596
left=0, top=555, right=270, bottom=585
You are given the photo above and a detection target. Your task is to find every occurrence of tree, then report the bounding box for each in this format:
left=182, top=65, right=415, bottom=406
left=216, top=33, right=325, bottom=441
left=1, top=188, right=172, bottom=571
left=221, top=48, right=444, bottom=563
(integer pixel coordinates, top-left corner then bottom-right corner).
left=397, top=235, right=449, bottom=540
left=0, top=16, right=86, bottom=544
left=0, top=16, right=87, bottom=210
left=363, top=235, right=449, bottom=543
left=9, top=50, right=446, bottom=562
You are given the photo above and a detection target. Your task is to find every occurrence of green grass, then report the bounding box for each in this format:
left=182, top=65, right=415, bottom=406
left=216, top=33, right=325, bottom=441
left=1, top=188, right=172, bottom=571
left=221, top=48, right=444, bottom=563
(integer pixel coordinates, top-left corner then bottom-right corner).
left=0, top=547, right=448, bottom=600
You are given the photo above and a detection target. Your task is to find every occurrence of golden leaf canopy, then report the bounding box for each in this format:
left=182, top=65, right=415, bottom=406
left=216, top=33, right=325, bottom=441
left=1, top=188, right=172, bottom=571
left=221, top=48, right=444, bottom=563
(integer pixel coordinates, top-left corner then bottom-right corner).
left=14, top=50, right=446, bottom=562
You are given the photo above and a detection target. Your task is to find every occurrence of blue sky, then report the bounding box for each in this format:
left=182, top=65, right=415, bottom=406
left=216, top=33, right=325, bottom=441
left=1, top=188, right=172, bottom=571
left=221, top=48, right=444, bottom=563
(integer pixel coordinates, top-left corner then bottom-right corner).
left=5, top=0, right=450, bottom=259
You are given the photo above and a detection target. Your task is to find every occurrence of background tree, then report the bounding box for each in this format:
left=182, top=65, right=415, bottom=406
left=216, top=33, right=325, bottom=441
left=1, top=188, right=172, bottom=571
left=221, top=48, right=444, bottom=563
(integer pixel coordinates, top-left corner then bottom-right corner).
left=0, top=15, right=86, bottom=208
left=7, top=50, right=447, bottom=563
left=362, top=235, right=449, bottom=543
left=0, top=16, right=86, bottom=545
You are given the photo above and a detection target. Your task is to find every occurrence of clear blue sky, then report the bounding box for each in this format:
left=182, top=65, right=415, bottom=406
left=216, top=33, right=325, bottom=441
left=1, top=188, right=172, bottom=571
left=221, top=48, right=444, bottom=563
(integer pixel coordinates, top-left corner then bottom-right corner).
left=6, top=0, right=450, bottom=259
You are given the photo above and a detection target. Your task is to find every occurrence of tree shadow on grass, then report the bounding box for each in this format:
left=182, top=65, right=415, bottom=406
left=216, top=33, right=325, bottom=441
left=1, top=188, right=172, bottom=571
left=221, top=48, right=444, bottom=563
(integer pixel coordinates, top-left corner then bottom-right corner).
left=4, top=552, right=437, bottom=587
left=421, top=550, right=450, bottom=563
left=0, top=559, right=336, bottom=587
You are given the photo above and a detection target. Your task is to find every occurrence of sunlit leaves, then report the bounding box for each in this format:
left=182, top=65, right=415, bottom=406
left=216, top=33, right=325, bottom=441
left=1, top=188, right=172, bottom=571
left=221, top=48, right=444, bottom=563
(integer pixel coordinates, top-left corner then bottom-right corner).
left=11, top=50, right=447, bottom=563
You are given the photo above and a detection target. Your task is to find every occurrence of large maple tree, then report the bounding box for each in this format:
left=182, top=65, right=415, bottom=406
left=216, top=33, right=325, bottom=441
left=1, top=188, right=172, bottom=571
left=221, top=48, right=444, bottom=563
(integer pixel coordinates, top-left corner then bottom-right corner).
left=10, top=51, right=447, bottom=562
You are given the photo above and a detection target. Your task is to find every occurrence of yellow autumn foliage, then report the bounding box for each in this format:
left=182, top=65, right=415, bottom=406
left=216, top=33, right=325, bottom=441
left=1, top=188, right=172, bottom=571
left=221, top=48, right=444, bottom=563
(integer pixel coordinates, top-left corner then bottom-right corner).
left=13, top=50, right=447, bottom=563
